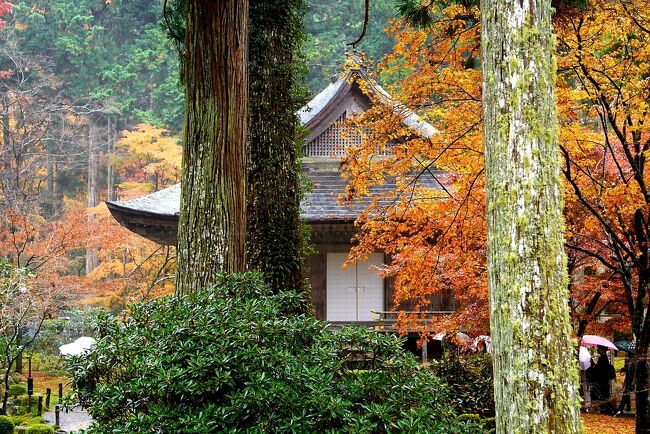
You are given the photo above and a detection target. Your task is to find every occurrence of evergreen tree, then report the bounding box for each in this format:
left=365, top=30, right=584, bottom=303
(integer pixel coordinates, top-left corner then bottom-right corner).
left=303, top=0, right=398, bottom=92
left=247, top=0, right=310, bottom=296
left=175, top=0, right=249, bottom=293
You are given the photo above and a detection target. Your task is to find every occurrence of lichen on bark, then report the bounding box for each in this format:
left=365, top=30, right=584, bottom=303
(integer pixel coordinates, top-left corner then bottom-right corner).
left=481, top=0, right=583, bottom=432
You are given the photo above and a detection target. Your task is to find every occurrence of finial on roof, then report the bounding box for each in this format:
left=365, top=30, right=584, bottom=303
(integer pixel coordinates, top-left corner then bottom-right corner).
left=343, top=49, right=369, bottom=73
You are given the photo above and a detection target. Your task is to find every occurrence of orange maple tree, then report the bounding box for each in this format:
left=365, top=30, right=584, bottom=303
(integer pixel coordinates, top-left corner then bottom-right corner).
left=0, top=122, right=180, bottom=312
left=83, top=202, right=176, bottom=308
left=344, top=0, right=648, bottom=344
left=83, top=123, right=181, bottom=308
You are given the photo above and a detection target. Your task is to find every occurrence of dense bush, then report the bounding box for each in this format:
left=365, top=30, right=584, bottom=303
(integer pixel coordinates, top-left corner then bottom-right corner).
left=8, top=385, right=27, bottom=398
left=0, top=416, right=13, bottom=434
left=70, top=273, right=483, bottom=433
left=430, top=348, right=495, bottom=418
left=10, top=373, right=24, bottom=384
left=26, top=424, right=54, bottom=434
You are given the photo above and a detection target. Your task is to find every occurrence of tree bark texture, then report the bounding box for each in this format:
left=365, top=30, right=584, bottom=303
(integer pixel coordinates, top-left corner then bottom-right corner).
left=247, top=0, right=306, bottom=294
left=633, top=211, right=650, bottom=433
left=481, top=0, right=583, bottom=432
left=106, top=117, right=116, bottom=202
left=176, top=0, right=248, bottom=294
left=86, top=117, right=100, bottom=275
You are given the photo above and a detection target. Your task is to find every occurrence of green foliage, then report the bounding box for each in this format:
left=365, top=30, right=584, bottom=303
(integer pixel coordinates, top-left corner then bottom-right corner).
left=10, top=373, right=24, bottom=385
left=430, top=350, right=495, bottom=418
left=11, top=0, right=184, bottom=131
left=8, top=385, right=27, bottom=398
left=10, top=416, right=44, bottom=427
left=397, top=0, right=443, bottom=27
left=303, top=0, right=399, bottom=92
left=247, top=0, right=313, bottom=296
left=25, top=424, right=54, bottom=434
left=69, top=273, right=481, bottom=433
left=0, top=416, right=13, bottom=434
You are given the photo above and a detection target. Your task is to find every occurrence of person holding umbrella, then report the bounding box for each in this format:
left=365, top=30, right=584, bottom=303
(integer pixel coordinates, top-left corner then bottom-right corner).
left=588, top=345, right=617, bottom=414
left=615, top=341, right=636, bottom=416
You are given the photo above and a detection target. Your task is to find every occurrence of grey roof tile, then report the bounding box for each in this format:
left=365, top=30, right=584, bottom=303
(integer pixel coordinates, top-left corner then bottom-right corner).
left=108, top=169, right=441, bottom=223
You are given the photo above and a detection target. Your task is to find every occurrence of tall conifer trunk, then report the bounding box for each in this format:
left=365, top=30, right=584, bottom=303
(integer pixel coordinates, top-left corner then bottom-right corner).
left=481, top=0, right=582, bottom=431
left=106, top=117, right=116, bottom=202
left=176, top=0, right=248, bottom=294
left=86, top=116, right=100, bottom=275
left=247, top=0, right=306, bottom=294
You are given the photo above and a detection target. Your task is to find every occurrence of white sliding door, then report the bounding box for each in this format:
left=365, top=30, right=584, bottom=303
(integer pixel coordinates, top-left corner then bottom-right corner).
left=326, top=253, right=384, bottom=321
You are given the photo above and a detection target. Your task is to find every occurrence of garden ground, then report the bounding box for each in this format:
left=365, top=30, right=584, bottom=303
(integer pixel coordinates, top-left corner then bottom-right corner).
left=582, top=412, right=634, bottom=433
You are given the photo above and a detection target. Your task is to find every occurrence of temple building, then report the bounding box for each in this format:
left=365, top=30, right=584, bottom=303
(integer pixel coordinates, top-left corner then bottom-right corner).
left=107, top=61, right=455, bottom=330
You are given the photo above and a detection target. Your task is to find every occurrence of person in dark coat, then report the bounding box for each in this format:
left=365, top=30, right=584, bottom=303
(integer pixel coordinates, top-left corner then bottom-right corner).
left=616, top=353, right=636, bottom=415
left=588, top=345, right=616, bottom=414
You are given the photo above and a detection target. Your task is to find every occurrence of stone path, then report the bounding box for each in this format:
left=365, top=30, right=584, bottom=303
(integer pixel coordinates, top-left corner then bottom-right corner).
left=43, top=406, right=93, bottom=433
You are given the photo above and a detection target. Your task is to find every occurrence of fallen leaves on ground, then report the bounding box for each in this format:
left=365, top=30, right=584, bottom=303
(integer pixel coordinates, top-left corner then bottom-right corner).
left=582, top=412, right=635, bottom=434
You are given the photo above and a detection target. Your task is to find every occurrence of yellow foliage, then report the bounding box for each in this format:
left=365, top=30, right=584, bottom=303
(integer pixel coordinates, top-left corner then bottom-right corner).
left=114, top=124, right=181, bottom=195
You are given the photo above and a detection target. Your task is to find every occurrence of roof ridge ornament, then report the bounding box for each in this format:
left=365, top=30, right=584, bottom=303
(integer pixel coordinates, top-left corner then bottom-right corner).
left=343, top=49, right=369, bottom=74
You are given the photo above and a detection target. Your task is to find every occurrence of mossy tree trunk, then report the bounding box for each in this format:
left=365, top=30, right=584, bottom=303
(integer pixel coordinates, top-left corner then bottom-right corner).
left=247, top=0, right=308, bottom=295
left=176, top=0, right=248, bottom=294
left=481, top=0, right=582, bottom=432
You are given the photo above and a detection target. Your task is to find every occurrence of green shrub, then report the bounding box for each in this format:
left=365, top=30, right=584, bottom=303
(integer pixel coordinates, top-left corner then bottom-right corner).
left=430, top=348, right=495, bottom=418
left=482, top=417, right=496, bottom=432
left=8, top=384, right=27, bottom=397
left=70, top=273, right=483, bottom=433
left=455, top=414, right=480, bottom=423
left=10, top=372, right=24, bottom=384
left=11, top=416, right=45, bottom=433
left=26, top=424, right=54, bottom=434
left=0, top=416, right=13, bottom=434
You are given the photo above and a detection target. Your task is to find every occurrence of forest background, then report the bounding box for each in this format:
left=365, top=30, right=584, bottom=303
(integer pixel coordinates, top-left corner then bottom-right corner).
left=1, top=0, right=646, bottom=346
left=0, top=0, right=398, bottom=314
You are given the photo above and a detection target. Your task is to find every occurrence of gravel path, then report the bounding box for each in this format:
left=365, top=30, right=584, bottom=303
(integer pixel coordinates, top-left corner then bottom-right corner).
left=43, top=406, right=93, bottom=433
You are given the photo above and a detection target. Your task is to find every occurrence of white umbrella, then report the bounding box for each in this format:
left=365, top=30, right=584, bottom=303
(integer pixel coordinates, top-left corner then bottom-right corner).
left=472, top=335, right=492, bottom=354
left=433, top=332, right=472, bottom=344
left=59, top=337, right=96, bottom=356
left=579, top=346, right=592, bottom=370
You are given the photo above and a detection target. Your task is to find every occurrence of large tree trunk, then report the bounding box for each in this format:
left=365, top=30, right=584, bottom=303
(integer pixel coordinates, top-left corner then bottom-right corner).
left=86, top=117, right=100, bottom=275
left=175, top=0, right=248, bottom=294
left=481, top=0, right=582, bottom=432
left=106, top=117, right=116, bottom=202
left=631, top=207, right=650, bottom=433
left=247, top=0, right=306, bottom=294
left=637, top=334, right=650, bottom=433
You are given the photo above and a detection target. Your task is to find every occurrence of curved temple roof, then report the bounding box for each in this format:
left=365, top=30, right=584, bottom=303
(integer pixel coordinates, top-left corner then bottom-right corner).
left=108, top=65, right=439, bottom=245
left=107, top=167, right=442, bottom=245
left=298, top=67, right=436, bottom=141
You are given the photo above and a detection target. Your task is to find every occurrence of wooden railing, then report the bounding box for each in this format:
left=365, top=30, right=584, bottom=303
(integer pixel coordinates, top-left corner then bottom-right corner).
left=370, top=310, right=454, bottom=332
